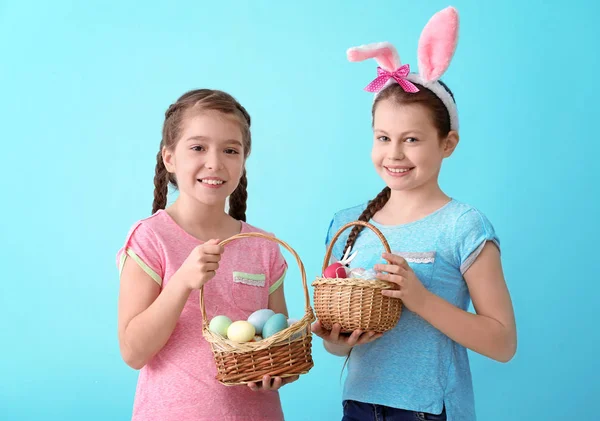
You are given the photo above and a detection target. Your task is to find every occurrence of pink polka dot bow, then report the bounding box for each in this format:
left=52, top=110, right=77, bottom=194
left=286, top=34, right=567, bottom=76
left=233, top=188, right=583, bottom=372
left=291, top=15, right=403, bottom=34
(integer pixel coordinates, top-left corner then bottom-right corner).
left=364, top=64, right=420, bottom=94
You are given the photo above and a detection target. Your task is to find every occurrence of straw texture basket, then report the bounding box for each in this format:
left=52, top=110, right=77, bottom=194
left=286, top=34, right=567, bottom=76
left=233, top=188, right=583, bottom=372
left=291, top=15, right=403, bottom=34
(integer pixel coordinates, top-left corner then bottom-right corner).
left=200, top=232, right=315, bottom=386
left=312, top=221, right=402, bottom=333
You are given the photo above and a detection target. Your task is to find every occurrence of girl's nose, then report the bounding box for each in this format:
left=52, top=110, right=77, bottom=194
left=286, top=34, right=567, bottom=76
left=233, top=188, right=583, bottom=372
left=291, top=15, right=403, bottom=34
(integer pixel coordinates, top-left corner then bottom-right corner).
left=389, top=149, right=405, bottom=161
left=389, top=142, right=405, bottom=160
left=205, top=151, right=223, bottom=170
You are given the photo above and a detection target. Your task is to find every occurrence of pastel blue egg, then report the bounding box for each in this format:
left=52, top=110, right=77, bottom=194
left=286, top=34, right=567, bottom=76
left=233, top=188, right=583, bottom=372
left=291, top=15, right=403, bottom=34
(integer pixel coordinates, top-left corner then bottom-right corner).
left=247, top=309, right=275, bottom=335
left=262, top=313, right=288, bottom=339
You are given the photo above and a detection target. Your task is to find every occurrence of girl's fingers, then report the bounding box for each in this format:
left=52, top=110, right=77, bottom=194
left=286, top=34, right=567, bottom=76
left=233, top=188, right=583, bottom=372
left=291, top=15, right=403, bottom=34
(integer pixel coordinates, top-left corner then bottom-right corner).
left=381, top=289, right=402, bottom=299
left=330, top=324, right=342, bottom=342
left=373, top=264, right=401, bottom=274
left=376, top=272, right=404, bottom=286
left=271, top=376, right=283, bottom=390
left=381, top=253, right=410, bottom=270
left=346, top=330, right=363, bottom=346
left=262, top=375, right=272, bottom=390
left=203, top=262, right=220, bottom=272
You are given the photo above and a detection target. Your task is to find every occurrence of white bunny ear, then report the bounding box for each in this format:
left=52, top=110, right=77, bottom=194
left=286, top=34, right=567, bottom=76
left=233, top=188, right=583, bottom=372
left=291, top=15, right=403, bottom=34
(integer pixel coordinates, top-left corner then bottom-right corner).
left=341, top=247, right=352, bottom=262
left=347, top=42, right=401, bottom=72
left=339, top=247, right=358, bottom=265
left=344, top=250, right=358, bottom=265
left=417, top=6, right=459, bottom=82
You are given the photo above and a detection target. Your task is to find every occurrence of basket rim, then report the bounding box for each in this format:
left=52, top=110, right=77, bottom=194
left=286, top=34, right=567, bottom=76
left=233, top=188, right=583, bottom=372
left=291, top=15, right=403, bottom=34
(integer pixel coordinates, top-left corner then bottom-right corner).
left=312, top=276, right=398, bottom=290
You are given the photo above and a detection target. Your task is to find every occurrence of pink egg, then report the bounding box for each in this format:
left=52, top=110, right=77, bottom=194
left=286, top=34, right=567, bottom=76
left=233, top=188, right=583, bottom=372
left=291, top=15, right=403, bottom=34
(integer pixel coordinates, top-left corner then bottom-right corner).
left=323, top=262, right=347, bottom=278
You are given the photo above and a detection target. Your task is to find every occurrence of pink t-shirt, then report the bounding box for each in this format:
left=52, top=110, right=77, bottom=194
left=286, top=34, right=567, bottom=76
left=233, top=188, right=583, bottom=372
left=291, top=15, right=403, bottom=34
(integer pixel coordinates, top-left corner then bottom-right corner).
left=116, top=210, right=288, bottom=421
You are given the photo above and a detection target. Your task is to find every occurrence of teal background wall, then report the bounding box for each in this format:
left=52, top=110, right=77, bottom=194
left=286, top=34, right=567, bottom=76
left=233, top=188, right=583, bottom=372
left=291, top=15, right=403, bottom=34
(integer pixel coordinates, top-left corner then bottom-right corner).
left=1, top=1, right=598, bottom=419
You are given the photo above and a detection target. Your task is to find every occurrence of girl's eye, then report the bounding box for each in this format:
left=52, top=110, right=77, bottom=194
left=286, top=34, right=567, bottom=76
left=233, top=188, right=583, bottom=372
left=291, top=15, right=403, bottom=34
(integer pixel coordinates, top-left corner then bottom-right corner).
left=405, top=137, right=418, bottom=143
left=377, top=135, right=390, bottom=142
left=191, top=145, right=205, bottom=152
left=224, top=148, right=240, bottom=155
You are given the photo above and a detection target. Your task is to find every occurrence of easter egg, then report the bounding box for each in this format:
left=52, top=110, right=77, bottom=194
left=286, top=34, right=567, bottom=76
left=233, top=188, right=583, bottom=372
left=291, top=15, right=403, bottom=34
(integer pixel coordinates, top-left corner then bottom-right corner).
left=287, top=318, right=299, bottom=327
left=262, top=313, right=288, bottom=339
left=252, top=335, right=263, bottom=342
left=247, top=309, right=276, bottom=335
left=209, top=315, right=232, bottom=337
left=227, top=321, right=256, bottom=343
left=323, top=262, right=347, bottom=278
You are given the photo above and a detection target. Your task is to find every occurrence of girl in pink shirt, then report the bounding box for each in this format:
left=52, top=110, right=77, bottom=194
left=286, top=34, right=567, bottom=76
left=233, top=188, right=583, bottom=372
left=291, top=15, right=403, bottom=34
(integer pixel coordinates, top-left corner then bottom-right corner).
left=116, top=89, right=296, bottom=421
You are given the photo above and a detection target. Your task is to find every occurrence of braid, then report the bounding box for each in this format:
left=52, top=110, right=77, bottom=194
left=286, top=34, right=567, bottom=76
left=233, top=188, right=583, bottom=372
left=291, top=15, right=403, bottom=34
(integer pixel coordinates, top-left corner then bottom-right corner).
left=228, top=103, right=250, bottom=222
left=235, top=103, right=251, bottom=126
left=165, top=100, right=190, bottom=121
left=152, top=149, right=169, bottom=214
left=340, top=188, right=390, bottom=375
left=228, top=170, right=248, bottom=222
left=342, top=187, right=391, bottom=254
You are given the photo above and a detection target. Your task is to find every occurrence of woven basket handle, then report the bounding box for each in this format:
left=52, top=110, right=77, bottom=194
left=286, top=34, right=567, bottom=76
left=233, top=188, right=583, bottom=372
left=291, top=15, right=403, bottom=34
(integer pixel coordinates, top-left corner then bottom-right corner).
left=321, top=220, right=391, bottom=273
left=200, top=232, right=311, bottom=329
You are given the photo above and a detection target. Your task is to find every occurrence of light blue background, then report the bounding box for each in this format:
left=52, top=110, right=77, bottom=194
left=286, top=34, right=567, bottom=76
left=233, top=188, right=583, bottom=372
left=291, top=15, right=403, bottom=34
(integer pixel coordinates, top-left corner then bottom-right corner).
left=1, top=1, right=598, bottom=420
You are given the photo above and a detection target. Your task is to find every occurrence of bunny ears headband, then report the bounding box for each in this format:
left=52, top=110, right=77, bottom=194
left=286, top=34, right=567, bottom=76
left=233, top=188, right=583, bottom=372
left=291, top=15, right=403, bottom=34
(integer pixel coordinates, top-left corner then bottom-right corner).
left=347, top=6, right=460, bottom=131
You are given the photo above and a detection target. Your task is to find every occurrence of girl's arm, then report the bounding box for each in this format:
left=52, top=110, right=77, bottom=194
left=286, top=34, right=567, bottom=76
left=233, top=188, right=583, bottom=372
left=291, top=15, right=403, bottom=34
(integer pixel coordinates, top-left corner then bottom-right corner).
left=118, top=240, right=222, bottom=369
left=422, top=243, right=516, bottom=362
left=267, top=284, right=288, bottom=317
left=118, top=259, right=192, bottom=369
left=378, top=243, right=517, bottom=362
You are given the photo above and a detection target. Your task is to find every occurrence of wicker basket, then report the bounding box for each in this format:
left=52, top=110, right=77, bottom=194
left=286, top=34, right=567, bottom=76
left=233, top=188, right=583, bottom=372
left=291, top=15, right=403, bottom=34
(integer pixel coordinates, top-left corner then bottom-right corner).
left=200, top=232, right=315, bottom=386
left=312, top=220, right=402, bottom=333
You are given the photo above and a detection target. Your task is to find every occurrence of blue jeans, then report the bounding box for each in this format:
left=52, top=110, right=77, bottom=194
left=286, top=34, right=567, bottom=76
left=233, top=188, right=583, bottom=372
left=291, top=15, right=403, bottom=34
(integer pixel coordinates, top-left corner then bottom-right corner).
left=342, top=400, right=447, bottom=421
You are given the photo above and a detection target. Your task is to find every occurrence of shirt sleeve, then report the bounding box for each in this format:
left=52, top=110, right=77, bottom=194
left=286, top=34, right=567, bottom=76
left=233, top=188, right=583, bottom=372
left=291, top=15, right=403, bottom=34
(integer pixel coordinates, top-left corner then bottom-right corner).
left=454, top=208, right=500, bottom=274
left=325, top=213, right=345, bottom=263
left=268, top=239, right=288, bottom=295
left=116, top=221, right=164, bottom=286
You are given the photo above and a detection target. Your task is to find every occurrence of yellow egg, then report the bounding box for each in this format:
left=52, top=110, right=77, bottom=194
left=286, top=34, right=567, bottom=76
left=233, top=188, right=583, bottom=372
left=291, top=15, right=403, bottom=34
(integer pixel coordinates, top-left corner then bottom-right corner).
left=227, top=321, right=256, bottom=343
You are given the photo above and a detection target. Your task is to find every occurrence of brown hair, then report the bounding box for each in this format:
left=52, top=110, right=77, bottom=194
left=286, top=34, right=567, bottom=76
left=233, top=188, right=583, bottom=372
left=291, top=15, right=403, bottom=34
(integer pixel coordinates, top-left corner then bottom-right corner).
left=152, top=89, right=252, bottom=221
left=342, top=81, right=456, bottom=254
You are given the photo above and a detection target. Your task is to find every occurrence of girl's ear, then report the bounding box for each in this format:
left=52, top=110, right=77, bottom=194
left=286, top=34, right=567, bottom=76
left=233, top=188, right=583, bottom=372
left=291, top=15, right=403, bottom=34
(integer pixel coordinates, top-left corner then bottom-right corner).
left=162, top=146, right=175, bottom=173
left=442, top=131, right=459, bottom=158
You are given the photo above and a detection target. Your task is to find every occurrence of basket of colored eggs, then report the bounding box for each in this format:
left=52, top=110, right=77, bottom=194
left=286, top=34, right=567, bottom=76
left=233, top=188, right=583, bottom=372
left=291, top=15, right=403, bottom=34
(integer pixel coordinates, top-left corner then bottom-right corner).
left=200, top=232, right=315, bottom=386
left=312, top=221, right=402, bottom=333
